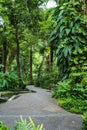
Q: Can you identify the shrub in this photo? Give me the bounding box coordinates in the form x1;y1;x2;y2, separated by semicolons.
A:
15;116;45;130
52;71;87;114
0;121;9;130
34;71;57;89
0;117;45;130
52;79;71;98
0;71;18;90
58;98;87;114
82;112;87;130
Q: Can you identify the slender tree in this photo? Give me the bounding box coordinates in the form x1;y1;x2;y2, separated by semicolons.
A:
29;44;33;84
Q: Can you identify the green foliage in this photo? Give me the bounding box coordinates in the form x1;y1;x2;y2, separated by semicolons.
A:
0;71;18;90
0;0;55;88
0;117;45;130
34;71;57;89
82;112;87;130
50;1;87;80
15;116;45;130
51;0;87;115
58;98;87;114
81;78;87;88
0;121;8;130
52;71;87;114
52;79;71;98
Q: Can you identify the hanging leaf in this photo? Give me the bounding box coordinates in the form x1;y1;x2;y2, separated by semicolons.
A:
60;26;65;33
63;47;68;58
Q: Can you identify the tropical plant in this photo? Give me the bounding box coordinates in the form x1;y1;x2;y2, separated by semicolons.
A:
0;117;45;130
15;116;45;130
0;71;18;90
50;0;87;80
52;71;87;114
0;121;9;130
35;66;57;89
82;112;87;130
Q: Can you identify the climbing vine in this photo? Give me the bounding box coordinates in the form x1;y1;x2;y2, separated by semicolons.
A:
50;0;87;80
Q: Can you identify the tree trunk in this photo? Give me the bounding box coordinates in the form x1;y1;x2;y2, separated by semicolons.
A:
50;44;54;71
46;54;50;71
83;0;87;15
0;48;2;65
7;48;16;70
29;44;33;84
15;26;21;86
38;53;45;78
2;39;7;73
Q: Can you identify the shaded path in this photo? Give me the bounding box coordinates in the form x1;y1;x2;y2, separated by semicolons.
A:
0;85;82;130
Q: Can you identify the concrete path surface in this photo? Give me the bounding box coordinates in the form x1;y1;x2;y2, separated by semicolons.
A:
0;85;82;130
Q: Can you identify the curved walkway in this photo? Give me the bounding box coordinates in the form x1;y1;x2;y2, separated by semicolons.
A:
0;85;82;130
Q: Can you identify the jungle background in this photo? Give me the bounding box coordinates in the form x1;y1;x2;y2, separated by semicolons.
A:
0;0;87;129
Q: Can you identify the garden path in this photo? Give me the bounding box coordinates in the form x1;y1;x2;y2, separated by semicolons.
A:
0;85;82;130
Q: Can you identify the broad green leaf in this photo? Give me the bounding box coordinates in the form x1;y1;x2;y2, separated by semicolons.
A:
69;22;74;28
74;42;79;51
66;29;70;35
63;46;69;58
60;26;65;33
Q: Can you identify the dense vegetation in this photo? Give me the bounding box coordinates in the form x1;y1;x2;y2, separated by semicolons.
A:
51;0;87;114
50;0;87;129
0;0;87;129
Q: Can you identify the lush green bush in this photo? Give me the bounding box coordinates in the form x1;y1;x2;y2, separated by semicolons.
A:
50;1;87;81
0;117;45;130
52;79;71;98
0;121;9;130
52;71;87;114
15;117;45;130
82;112;87;130
58;98;87;114
0;71;18;90
34;71;57;89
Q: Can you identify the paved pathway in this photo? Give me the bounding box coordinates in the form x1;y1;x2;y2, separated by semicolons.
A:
0;85;82;130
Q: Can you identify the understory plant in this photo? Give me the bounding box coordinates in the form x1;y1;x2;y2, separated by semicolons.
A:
0;117;45;130
52;71;87;114
82;112;87;130
34;70;58;89
15;116;45;130
0;121;9;130
0;71;18;90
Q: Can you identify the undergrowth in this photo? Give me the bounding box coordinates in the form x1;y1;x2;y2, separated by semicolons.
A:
52;71;87;114
0;117;45;130
34;71;57;89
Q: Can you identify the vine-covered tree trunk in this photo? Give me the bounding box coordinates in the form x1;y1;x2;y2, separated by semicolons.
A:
2;26;7;73
29;44;33;84
7;48;16;69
